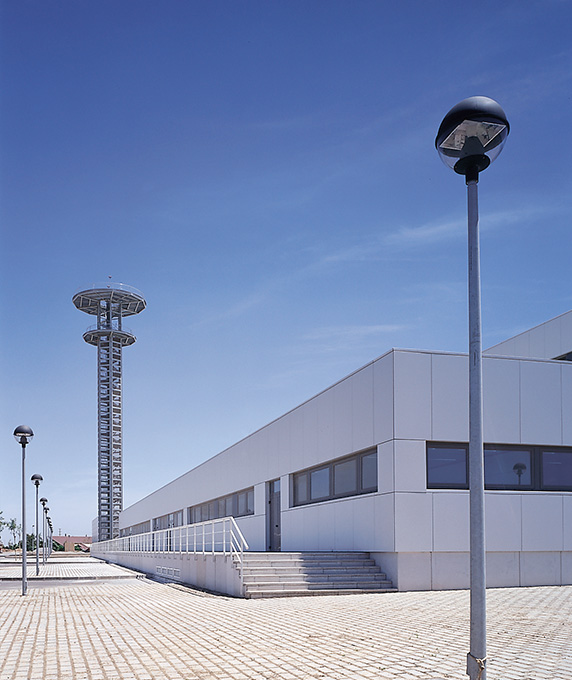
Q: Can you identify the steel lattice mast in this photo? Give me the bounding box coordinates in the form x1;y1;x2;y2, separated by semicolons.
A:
73;283;146;541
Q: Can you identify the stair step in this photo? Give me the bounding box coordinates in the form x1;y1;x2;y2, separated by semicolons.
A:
247;587;397;599
245;580;394;591
239;551;394;598
243;560;376;568
243;574;389;584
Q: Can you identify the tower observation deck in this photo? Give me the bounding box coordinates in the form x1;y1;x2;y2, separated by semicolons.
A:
73;283;146;541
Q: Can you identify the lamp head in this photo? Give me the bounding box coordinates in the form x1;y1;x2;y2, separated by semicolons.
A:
13;425;34;446
40;497;48;505
31;473;43;486
436;96;509;181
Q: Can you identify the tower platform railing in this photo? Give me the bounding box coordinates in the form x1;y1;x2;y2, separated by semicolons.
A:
83;323;135;335
73;282;145;298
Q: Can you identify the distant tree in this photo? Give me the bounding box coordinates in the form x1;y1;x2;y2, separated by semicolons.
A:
7;519;20;548
26;533;36;552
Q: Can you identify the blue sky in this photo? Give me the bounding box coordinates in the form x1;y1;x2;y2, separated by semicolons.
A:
1;0;571;536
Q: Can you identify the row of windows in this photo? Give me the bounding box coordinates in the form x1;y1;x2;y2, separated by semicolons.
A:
427;443;572;491
153;510;183;531
122;450;378;535
188;487;254;524
293;449;378;506
120;441;572;537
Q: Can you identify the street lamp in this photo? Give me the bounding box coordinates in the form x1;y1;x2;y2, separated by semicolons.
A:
40;497;48;564
436;96;509;680
13;425;34;596
31;474;43;575
45;509;51;558
47;517;53;556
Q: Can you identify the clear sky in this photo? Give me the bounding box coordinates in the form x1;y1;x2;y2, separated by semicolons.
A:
1;1;571;537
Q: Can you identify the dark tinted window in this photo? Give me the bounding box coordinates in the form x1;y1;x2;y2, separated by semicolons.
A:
427;442;572;491
485;448;532;488
293;449;378;506
427;445;468;488
542;450;572;489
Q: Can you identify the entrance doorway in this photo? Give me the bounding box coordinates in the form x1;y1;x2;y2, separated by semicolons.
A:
267;479;281;551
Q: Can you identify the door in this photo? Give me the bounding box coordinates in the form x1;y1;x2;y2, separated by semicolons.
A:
267;479;281;551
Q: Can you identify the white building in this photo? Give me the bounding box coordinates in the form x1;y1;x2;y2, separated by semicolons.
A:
107;311;572;593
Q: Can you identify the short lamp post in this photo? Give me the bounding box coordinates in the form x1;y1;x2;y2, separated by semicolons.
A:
13;425;34;596
436;96;509;680
31;474;43;575
40;498;48;564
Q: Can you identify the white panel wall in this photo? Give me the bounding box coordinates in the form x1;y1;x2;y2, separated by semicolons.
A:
393;440;426;493
486;309;572;360
520;553;562;586
562;363;572;445
483;358;520;443
393;351;431;440
332;375;353;457
432;493;469;551
280;494;387;552
564;497;572;551
520;361;562;445
484;493;522;552
316;386;335;459
351;365;375;452
522;495;564;551
431;353;468;442
373;353;394;444
394;493;432;552
378;440;394;495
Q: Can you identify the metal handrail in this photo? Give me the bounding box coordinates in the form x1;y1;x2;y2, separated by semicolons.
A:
74;282;145;298
83;323;135;335
92;517;249;583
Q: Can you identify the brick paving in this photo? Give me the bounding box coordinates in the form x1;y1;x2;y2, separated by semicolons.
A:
0;557;570;680
0;557;135;581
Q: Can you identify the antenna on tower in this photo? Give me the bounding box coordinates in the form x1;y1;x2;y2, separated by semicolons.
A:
73;282;146;541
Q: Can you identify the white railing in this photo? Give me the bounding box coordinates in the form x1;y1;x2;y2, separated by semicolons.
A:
93;517;249;581
84;323;134;336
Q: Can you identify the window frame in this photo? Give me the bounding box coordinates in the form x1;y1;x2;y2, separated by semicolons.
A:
540;448;572;491
427;442;572;492
292;448;378;507
187;486;255;525
426;442;469;490
483;445;534;491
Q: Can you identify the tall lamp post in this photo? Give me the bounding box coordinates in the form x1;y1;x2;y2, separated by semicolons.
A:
13;425;34;596
47;517;53;556
436;97;509;680
40;498;48;564
31;475;43;575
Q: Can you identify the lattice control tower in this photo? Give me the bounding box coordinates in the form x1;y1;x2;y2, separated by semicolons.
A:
73;283;146;541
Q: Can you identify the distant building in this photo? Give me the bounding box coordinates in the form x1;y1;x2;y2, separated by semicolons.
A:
53;535;92;552
112;311;572;592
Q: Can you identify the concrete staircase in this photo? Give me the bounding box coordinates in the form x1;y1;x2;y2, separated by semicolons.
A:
239;552;396;598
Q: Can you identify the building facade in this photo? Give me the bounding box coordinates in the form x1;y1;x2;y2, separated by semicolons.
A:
118;311;572;591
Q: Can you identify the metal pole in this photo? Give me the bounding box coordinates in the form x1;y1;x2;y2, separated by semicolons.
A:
21;443;27;596
35;485;40;575
43;510;46;564
466;177;487;680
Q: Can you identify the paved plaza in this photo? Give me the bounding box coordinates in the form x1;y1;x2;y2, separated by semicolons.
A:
0;556;570;680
